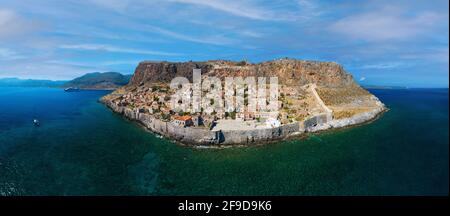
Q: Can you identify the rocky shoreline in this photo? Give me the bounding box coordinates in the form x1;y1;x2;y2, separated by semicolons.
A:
307;97;387;132
99;59;387;147
100;97;386;147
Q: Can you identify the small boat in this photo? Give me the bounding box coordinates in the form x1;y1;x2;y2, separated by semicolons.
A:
33;119;40;126
64;87;79;92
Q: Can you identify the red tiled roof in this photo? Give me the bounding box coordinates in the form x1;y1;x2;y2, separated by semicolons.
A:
175;116;192;121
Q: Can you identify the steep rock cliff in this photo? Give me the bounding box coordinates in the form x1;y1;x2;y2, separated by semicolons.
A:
127;59;355;88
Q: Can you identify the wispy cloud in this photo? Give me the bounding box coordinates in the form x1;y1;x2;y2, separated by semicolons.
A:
0;0;447;87
358;62;405;69
98;60;141;66
0;48;24;60
400;47;449;63
297;0;323;18
85;0;315;21
87;0;133;12
0;8;40;40
52;28;169;44
59;44;182;56
329;8;445;41
168;0;296;21
0;60;102;80
141;24;236;46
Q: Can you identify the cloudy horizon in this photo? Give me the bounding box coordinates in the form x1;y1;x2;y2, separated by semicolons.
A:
0;0;448;87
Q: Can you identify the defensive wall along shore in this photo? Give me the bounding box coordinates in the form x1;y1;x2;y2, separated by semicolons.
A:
101;86;386;146
102;98;302;145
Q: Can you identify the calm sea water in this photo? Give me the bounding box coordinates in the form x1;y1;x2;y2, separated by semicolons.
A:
0;87;448;195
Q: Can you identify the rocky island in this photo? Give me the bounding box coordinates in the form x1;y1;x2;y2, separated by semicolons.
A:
100;58;386;146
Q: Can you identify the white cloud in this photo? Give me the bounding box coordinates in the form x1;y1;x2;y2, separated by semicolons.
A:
297;0;322;18
0;60;102;80
239;30;264;38
84;0;314;21
0;48;16;57
172;0;272;20
143;24;236;46
359;62;405;69
0;8;40;40
88;0;133;12
329;8;444;41
400;47;449;63
97;60;141;66
53;28;169;44
0;48;24;60
59;44;182;56
168;0;290;21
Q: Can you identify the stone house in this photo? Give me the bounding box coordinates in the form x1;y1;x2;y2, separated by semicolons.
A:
255;111;279;119
192;115;203;127
202;115;216;129
215;110;225;119
172;116;193;127
237;111;255;121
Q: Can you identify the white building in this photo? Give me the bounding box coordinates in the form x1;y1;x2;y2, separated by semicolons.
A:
265;118;281;128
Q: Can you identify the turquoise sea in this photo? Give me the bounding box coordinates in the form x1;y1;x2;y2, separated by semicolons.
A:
0;87;448;195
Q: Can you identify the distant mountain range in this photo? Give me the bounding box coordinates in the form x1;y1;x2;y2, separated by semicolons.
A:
0;72;409;91
0;78;66;87
62;72;132;90
0;72;132;90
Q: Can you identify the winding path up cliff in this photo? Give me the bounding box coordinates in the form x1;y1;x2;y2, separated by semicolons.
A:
101;58;386;146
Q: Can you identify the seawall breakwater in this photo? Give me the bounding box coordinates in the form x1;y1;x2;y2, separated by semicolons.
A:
101;98;386;146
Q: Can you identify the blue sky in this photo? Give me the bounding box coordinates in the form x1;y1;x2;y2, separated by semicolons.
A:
0;0;448;87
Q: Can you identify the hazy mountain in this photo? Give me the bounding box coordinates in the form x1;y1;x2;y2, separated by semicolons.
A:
0;78;66;87
62;72;132;90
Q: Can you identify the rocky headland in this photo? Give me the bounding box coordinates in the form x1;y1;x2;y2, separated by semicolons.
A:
101;58;386;146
